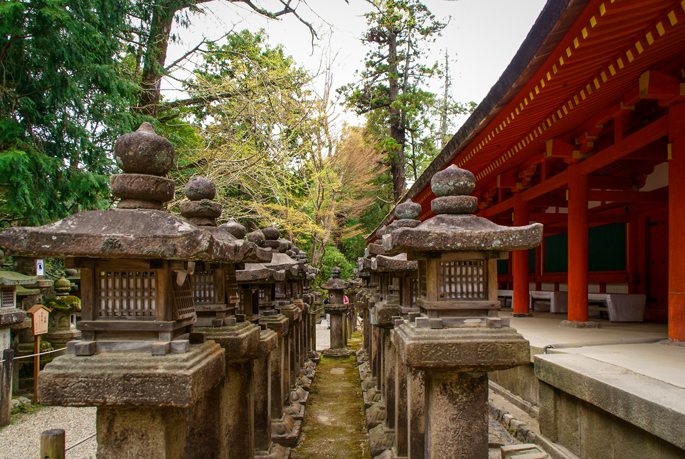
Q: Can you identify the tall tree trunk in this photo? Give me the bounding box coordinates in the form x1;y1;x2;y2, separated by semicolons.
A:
137;0;180;117
439;50;451;149
387;29;406;203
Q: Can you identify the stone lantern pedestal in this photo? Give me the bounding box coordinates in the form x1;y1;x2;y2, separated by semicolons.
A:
321;267;353;358
0;307;25;426
0;124;270;459
382;166;542;459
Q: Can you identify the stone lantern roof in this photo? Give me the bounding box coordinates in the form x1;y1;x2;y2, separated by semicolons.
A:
0;271;41;286
383;165;542;254
371;253;418;274
0;124;270;265
320;268;349;291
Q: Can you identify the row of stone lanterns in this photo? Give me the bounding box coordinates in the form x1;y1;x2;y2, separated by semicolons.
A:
0;124;319;459
356;166;543;459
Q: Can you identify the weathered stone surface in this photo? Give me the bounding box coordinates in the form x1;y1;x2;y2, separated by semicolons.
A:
247;230;266;246
238;264;285;283
198;321;261;361
96;405;186;459
368;423;395;457
0;307;26;326
0;209;265;262
271;414;302;448
184;176;216;201
430;195;478;215
320;278;349;290
383;214;543;253
394;324;530;371
259;313;289;338
114;122;175;176
38;342;225;407
365;402;387;429
372;253;417;273
263;226;280;241
111;173;175;203
430;165;475;197
180;200;222;218
366;243;386;257
535;353;685;451
255;443;291;459
395;200;421;220
221;220;246;239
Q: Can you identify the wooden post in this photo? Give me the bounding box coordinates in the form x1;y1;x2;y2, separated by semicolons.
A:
568;162;589;322
39;429;65;459
0;349;14;426
33;335;40;404
669;103;685;342
513;192;530;316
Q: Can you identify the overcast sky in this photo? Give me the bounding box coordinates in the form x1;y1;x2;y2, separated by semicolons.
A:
164;0;547;129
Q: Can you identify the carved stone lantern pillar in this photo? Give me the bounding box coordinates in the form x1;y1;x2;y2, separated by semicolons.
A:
181;177;275;459
382;166;542;459
321;268;352;357
0;123;255;459
237;262;294;459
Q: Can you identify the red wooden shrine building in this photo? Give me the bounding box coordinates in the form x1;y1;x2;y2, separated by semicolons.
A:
371;0;685;343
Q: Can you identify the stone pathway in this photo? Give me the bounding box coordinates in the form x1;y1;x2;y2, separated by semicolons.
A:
293;344;370;458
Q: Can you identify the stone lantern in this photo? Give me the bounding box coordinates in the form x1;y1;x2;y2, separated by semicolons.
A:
321;267;352;357
382;165;542;459
43;277;81;347
0;123;266;458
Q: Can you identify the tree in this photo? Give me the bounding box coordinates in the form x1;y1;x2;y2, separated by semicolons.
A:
125;0;319;118
0;0;143;227
339;0;447;202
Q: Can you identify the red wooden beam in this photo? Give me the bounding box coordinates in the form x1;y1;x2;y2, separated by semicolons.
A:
579;115;669;175
587;189;668;203
530;213;631;224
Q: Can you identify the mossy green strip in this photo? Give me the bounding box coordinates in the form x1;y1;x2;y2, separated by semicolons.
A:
292;355;371;459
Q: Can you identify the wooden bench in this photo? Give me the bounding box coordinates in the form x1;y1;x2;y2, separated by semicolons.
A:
529;290;568;313
497;289;513;308
587;293;646;322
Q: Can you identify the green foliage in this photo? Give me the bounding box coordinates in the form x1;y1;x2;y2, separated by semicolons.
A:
316;246;355;285
0;0;144;227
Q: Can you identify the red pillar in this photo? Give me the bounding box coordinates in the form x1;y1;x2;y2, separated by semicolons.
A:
568;162;589;322
669;103;685;343
513;192;530;316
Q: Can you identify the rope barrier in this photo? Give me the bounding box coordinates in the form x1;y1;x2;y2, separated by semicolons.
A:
65;432;97;451
13;347;67;360
0;347;68;365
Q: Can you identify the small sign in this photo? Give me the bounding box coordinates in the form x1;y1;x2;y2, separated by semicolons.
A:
35;259;44;276
27;304;50;335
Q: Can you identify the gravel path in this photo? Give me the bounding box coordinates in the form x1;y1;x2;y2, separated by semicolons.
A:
0;406;96;459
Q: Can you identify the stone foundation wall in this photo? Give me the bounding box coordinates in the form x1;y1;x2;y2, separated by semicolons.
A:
489;362;539;407
489;353;685;459
539;381;683;459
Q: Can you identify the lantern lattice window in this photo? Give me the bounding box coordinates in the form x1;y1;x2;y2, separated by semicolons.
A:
419;261;427;298
1;288;14;307
411;278;419;306
259;287;267;302
193;270;215;304
438;260;485;300
98;271;156;318
172;274;196;320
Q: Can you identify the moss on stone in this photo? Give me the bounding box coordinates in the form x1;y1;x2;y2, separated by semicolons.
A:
44;295;80;311
291;355;371;459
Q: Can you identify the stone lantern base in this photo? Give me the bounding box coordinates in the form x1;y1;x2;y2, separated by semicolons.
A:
38;342;225;459
394;320;530;459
